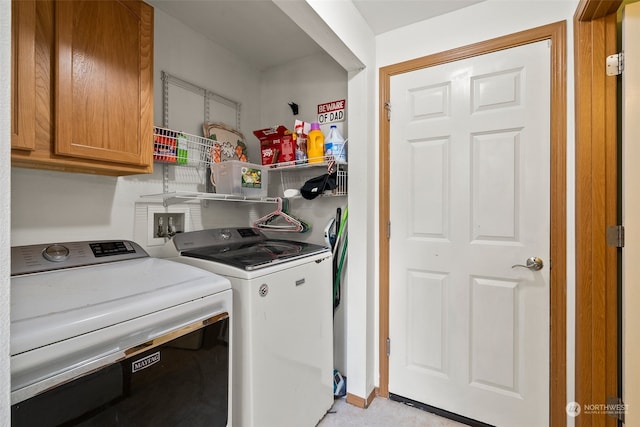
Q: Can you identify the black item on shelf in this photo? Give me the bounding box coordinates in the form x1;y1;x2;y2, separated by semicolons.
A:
300;172;338;200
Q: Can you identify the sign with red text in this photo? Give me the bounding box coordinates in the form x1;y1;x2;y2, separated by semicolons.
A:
317;99;345;124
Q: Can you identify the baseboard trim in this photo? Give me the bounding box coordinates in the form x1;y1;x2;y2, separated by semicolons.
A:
346;388;377;409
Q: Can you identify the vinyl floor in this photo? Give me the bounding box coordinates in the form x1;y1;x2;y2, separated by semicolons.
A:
316;397;467;427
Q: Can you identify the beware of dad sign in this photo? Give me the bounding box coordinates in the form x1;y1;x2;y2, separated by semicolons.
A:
317;99;345;124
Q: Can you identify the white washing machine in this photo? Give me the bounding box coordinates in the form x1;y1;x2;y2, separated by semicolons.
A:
168;228;334;427
10;240;232;426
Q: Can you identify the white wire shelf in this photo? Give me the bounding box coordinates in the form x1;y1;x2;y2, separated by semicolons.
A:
149;126;348;204
153;126;213;166
154;125;348;172
266;158;347;170
270;161;347;197
140;191;280;206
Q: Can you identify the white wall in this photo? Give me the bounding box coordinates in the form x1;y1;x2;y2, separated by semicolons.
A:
10;8;266;250
259;52;349;370
277;0;378;402
259;52;347;136
10;8;350;251
152;8;263;160
1;0;11;422
375;0;578;423
257;51;348;246
309;0;380;401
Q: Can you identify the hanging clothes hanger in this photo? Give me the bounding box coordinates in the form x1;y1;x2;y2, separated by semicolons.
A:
254;198;310;232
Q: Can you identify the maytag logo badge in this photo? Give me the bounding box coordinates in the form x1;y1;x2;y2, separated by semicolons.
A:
132;351;160;373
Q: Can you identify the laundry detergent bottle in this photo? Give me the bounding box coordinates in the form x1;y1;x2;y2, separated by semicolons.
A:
307;122;325;164
326;125;346;162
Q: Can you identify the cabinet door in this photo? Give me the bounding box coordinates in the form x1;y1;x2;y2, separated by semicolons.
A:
55;0;153;167
11;0;36;151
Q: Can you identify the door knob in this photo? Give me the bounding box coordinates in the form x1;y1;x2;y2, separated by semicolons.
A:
512;256;544;271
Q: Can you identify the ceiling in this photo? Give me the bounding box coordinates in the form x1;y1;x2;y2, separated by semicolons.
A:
149;0;484;71
352;0;484;35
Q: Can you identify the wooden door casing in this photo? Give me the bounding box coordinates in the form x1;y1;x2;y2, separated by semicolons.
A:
574;1;621;426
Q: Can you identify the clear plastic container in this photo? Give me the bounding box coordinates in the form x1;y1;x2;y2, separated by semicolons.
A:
294;122;308;163
176;133;188;164
211;160;269;197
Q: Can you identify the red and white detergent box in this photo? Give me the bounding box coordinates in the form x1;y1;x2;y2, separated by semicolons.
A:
253;126;296;166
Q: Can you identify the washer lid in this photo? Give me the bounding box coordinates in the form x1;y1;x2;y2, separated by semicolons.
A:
10;257;231;356
181;239;330;271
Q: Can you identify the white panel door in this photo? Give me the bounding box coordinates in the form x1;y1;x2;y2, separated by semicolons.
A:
623;3;640;426
389;41;550;427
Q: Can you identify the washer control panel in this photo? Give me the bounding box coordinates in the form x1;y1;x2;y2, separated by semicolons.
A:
173;227;264;252
89;241;137;257
11;240;148;276
42;244;71;262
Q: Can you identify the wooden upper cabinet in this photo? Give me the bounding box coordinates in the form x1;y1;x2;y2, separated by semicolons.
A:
56;0;153;167
11;0;37;151
11;0;154;176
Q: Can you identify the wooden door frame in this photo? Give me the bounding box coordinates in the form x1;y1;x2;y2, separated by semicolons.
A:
574;1;621;426
378;22;567;425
